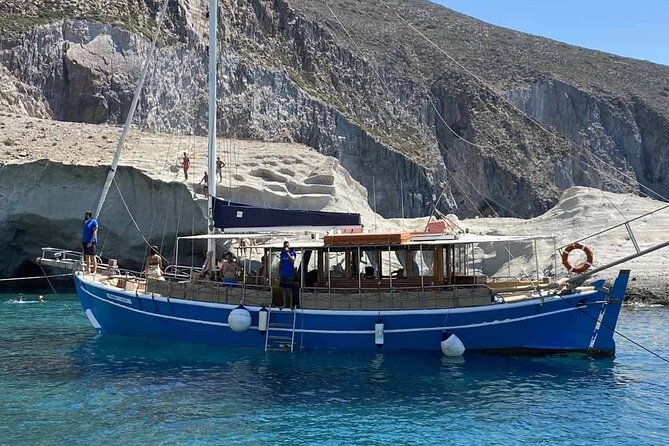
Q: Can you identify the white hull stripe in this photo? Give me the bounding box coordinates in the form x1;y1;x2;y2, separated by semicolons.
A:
269;307;580;335
83;287;234;328
82;286;585;335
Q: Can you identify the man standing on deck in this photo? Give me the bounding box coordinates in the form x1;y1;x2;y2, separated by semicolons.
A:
82;211;98;274
279;241;296;309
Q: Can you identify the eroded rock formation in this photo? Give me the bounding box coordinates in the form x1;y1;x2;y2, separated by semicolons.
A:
1;0;668;219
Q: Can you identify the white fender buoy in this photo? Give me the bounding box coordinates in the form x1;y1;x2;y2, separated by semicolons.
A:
374;319;384;347
440;331;465;356
228;305;252;332
258;306;268;332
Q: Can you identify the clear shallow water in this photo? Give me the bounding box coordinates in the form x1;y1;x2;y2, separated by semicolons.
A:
1;293;668;445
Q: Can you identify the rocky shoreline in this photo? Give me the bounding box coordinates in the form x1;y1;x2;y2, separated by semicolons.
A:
625;275;669;306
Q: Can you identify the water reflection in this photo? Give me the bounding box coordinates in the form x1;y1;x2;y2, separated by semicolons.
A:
59;334;630;411
2;295;669;445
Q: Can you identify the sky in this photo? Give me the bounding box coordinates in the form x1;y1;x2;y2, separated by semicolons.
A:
433;0;669;66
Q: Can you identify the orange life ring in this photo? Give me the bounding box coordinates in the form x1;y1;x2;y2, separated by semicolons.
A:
561;242;594;274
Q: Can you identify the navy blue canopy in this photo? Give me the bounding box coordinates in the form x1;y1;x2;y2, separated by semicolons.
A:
212;198;361;230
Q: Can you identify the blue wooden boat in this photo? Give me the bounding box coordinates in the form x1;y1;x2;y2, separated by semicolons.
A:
36;0;659;357
40;218;631;356
70;258;629;355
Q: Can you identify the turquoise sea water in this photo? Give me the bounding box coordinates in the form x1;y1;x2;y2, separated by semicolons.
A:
1;293;668;445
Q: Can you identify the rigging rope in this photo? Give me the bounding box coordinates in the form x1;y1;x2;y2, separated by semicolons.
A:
99;216;113;257
554;292;669;365
173;183;187;262
324;0;542;224
327;0;668;288
0;273;73;282
323;1;508;219
39;265;60;297
112;177;170;265
324;0;545;286
375;0;669;204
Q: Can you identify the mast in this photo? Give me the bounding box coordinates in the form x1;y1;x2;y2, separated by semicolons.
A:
93;0;170;220
207;0;218;259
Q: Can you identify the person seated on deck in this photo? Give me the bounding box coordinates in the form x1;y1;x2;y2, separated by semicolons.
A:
145;245;165;281
391;268;405;279
208;262;222;282
221;252;239;286
195;251;215;281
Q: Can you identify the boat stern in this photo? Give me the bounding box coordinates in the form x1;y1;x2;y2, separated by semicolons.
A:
587;270;630;356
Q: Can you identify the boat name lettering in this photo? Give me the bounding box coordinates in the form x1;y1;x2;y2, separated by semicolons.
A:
106;293;132;305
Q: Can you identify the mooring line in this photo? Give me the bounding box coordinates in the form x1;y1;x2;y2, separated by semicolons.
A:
555;293;669;365
0;273;73;282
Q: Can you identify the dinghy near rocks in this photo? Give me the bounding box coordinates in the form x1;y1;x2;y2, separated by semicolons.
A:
36;0;669;357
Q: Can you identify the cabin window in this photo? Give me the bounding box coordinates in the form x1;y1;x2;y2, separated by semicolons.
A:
453;245;469;275
381;250;393;278
268;250;279;279
357;248;417;279
304;249;318;272
300;249;318;287
443;246;453;282
360;249;380;279
268;249;281;280
409;248;435;277
350;250;359;277
323;250;346;279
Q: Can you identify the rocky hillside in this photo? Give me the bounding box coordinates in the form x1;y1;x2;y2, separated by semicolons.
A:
3;112;669;302
1;0;668;219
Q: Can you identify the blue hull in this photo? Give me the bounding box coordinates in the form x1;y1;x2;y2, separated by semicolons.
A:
74;271;629;355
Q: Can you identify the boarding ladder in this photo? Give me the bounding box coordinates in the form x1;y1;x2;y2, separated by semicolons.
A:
264;305;297;352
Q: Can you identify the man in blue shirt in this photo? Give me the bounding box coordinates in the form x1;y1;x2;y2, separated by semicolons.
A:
82;211;98;274
279;241;296;309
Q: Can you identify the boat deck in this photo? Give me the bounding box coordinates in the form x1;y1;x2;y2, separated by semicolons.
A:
85;272;501;311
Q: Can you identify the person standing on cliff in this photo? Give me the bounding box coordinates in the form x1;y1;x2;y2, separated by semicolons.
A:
216;156;225;182
82;211;98;274
181;152;190;181
199;171;209;196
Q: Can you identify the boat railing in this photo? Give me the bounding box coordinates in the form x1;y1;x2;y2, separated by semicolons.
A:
299;284;493;310
144;277;272;306
36;247;85;271
163;264;204;280
137;275;494;310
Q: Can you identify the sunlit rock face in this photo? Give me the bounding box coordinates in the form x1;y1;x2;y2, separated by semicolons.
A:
0;114;383;278
2;0;668;220
0;160;205;277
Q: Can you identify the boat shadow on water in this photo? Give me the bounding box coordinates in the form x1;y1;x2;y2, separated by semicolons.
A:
64;334;633;408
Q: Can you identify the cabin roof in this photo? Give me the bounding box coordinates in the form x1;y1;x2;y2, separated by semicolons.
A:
248;233;551;249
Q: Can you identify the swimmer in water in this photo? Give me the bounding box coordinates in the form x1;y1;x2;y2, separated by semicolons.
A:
38;295;44;303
